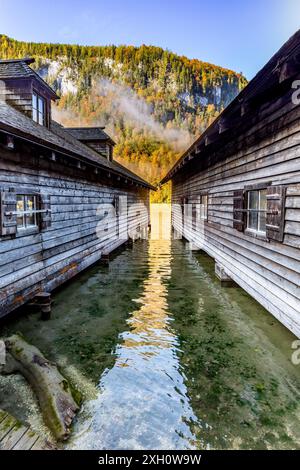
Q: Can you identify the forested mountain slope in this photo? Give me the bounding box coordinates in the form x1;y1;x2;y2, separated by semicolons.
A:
0;35;247;199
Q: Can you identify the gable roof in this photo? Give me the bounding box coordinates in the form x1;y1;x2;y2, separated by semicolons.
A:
0;58;59;99
161;29;300;184
65;127;116;145
0;100;154;189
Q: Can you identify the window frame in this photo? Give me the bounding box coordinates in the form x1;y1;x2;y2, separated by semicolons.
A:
16;194;39;232
32;91;47;126
245;188;267;236
200;193;208;221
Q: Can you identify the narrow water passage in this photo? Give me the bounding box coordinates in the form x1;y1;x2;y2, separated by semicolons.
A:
0;205;299;449
69;239;198;450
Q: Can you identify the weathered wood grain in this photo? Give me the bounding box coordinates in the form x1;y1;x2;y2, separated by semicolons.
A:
0;152;150;317
171;99;300;338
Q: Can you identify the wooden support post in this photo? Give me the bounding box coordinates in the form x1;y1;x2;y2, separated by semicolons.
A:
215;262;237;287
125;238;134;248
187;242;201;251
99;253;110;266
34;293;52;320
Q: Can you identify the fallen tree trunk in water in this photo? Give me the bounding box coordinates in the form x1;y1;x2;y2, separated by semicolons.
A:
0;334;79;441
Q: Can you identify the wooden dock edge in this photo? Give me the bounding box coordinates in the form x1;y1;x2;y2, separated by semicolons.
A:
0;409;55;451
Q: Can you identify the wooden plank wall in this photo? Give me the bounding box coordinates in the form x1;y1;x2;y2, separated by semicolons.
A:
0;155;150;317
0;79;33;118
171;98;300;338
87;141;111;159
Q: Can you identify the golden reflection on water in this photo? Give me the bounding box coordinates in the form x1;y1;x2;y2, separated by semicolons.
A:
70;204;199;450
115;204;174;354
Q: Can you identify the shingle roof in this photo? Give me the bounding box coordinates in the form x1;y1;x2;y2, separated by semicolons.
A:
65;127;116;145
0;58;35;78
0;100;154;189
161;28;300;184
0;58;58;99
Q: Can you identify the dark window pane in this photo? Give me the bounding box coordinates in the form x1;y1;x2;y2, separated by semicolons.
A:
17;215;24;227
32;93;37;109
26;213;35;226
38;96;44;113
32;94;45;125
16;195;24;212
201;194;208;219
38;111;44;125
248;191;259;230
32;108;38;122
248;191;259;210
26;196;35;211
25;196;36;227
248;211;258;230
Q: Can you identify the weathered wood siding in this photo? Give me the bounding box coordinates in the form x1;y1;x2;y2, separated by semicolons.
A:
171;99;300;337
0;77;52;125
86;141;112;160
0;78;33;118
0;150;149;317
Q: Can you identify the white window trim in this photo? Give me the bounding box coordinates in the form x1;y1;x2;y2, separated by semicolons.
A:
246;190;267;235
16;195;38;231
200;194;208;221
32;92;46;126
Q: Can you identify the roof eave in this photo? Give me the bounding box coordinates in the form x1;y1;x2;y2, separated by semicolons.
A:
0;122;154;190
160;28;300;184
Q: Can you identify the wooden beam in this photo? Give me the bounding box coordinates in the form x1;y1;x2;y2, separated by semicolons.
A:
218;118;230;134
279;59;299;83
205;133;218;146
240;100;251;117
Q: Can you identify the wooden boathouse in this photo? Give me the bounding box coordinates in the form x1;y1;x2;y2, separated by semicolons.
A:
161;30;300;338
0;58;153;318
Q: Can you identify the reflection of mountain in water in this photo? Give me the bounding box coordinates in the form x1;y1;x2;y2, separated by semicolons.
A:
70;207;199;450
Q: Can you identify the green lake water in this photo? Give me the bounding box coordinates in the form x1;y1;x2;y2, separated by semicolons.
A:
0;231;299;449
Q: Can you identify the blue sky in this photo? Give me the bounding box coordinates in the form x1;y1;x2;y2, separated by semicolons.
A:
0;0;299;78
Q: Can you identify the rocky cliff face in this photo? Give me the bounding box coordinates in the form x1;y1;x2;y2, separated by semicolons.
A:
0;36;247;197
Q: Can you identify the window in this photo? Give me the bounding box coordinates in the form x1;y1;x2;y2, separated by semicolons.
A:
16;195;38;230
234;185;286;241
200;194;208;221
191;194;208;230
246;189;267;234
32;92;46;125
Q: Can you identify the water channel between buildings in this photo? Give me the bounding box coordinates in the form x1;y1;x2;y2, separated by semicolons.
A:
0;205;299;450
